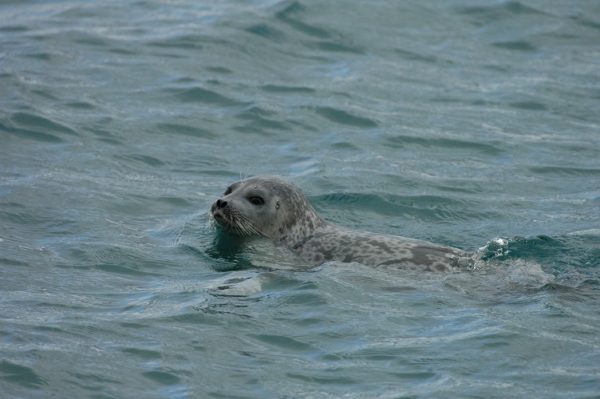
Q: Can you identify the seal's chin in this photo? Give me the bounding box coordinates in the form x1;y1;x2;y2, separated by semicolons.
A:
211;209;241;236
211;209;261;238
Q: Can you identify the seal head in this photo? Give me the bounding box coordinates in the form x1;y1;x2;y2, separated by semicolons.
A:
211;176;324;245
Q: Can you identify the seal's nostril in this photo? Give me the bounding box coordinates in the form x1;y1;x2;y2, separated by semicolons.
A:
216;199;228;209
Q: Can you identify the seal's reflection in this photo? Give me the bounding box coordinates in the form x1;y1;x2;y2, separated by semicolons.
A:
206;227;253;270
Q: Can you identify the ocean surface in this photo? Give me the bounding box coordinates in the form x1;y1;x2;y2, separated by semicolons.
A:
1;0;600;397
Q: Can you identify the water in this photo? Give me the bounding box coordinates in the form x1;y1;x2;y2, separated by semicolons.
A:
1;0;599;397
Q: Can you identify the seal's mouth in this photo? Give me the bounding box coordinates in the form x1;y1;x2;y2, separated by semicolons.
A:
211;207;230;228
210;203;260;237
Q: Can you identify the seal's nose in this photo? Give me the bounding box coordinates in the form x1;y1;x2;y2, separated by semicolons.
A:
216;199;228;209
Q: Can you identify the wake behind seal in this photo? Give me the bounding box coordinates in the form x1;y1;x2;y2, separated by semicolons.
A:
210;176;471;271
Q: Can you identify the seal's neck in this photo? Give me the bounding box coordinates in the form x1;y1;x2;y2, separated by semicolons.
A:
278;207;326;250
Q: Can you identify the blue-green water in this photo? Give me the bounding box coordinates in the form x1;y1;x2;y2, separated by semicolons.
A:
1;0;600;397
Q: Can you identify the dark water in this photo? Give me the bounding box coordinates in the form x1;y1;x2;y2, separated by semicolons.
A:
1;0;600;397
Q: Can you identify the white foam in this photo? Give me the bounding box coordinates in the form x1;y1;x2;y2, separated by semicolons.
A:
567;229;600;237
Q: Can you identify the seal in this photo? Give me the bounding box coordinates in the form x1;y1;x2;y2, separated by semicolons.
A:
211;176;470;271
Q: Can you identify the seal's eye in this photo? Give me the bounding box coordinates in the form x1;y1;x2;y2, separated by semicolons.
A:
248;196;265;206
224;186;233;195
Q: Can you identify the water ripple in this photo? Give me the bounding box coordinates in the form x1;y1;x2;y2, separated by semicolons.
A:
314;192;496;222
169;87;245;107
385;134;503;155
153;122;217;139
313;106;378;128
275;2;331;39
